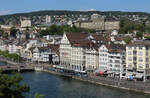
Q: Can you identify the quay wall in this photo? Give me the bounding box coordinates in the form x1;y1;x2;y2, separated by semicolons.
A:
43;69;150;94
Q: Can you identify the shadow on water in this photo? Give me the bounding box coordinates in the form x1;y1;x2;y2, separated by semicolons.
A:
21;72;150;98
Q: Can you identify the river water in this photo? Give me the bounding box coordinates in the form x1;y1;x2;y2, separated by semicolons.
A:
21;72;150;98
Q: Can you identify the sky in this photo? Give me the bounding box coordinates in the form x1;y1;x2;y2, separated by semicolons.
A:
0;0;150;15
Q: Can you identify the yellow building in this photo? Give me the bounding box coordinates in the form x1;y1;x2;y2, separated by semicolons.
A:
126;40;150;80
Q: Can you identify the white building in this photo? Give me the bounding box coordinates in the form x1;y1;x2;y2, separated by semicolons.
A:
46;15;52;24
99;44;126;77
21;20;31;27
85;47;99;71
8;44;18;54
60;32;100;73
31;45;60;64
32;47;50;62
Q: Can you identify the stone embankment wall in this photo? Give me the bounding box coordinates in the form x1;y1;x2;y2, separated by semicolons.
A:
43;69;150;94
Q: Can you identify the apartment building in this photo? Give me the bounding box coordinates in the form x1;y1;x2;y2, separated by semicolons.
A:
126;40;150;79
60;32;100;72
99;44;126;77
85;46;99;71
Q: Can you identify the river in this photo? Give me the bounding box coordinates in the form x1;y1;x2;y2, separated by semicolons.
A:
21;72;150;98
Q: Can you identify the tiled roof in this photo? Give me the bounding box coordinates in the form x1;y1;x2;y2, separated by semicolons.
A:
66;32;89;45
48;44;60;56
106;44;126;53
128;40;150;46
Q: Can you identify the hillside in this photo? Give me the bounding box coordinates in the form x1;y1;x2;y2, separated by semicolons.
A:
0;10;150;25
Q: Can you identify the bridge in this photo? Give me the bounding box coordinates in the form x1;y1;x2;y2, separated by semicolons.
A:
0;65;35;72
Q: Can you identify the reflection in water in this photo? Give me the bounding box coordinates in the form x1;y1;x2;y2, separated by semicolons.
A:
21;72;150;98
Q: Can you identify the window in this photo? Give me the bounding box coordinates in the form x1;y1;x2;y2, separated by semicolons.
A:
138;65;143;69
138;51;143;56
139;47;143;50
146;64;149;68
128;65;132;68
133;57;137;61
109;60;113;63
115;60;120;63
115;65;120;68
128;51;132;55
128;57;132;61
133;51;137;55
146;52;148;56
146;58;149;62
128;47;132;50
138;57;143;62
109;64;112;67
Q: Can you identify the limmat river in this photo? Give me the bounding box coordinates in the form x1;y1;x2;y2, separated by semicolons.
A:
21;72;150;98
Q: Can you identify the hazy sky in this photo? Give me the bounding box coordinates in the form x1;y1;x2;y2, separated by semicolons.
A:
0;0;149;15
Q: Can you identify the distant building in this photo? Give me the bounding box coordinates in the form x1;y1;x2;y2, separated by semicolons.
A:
46;15;52;24
21;20;31;27
91;14;101;20
75;14;120;31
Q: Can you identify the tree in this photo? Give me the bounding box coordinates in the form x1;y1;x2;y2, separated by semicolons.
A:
25;32;30;40
144;36;150;40
147;23;150;33
124;38;131;44
10;27;18;38
2;32;9;39
33;93;45;98
0;71;29;98
136;32;143;39
0;29;4;36
119;19;134;34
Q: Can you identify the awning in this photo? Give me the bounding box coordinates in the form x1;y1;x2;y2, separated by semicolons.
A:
134;74;143;79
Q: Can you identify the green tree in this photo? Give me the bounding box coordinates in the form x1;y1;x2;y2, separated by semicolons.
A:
0;71;29;98
136;32;143;39
25;32;30;40
144;36;150;40
124;38;131;44
10;27;18;38
0;29;4;36
33;93;45;98
119;19;134;34
147;23;150;33
2;32;9;39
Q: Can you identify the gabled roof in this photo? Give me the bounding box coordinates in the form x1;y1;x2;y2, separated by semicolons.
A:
66;32;89;45
65;32;107;51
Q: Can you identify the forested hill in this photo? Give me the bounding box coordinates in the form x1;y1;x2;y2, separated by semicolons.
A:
0;10;150;17
0;10;150;25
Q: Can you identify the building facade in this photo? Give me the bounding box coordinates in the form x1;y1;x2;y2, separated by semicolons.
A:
75;15;120;31
126;40;150;79
99;44;126;77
